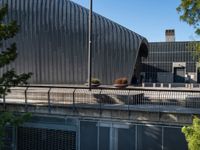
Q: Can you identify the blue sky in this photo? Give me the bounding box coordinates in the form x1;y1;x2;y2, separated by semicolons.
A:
71;0;200;42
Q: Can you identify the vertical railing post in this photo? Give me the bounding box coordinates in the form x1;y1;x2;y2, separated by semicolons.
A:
169;83;171;88
158;90;161;120
99;89;102;116
128;90;131;118
142;83;145;87
48;88;51;113
3;92;6;111
153;83;156;88
73;89;76;113
25;87;29;112
161;83;163;88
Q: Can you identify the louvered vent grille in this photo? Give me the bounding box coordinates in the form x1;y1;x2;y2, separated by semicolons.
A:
3;127;13;150
17;127;76;150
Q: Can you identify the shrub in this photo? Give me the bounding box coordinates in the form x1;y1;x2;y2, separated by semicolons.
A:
182;116;200;150
91;78;101;84
114;77;128;84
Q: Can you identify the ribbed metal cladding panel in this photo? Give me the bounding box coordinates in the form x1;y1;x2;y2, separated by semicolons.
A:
1;0;148;84
17;127;76;150
142;42;198;74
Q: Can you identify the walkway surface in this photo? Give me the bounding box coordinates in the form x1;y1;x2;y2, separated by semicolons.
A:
1;85;200;114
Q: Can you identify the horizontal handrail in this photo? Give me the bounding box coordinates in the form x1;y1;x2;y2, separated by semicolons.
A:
1;84;200;93
1;84;200;116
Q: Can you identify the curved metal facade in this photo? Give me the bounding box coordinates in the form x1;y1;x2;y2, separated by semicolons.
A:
0;0;148;84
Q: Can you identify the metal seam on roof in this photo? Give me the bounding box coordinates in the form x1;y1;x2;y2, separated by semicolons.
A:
1;0;149;84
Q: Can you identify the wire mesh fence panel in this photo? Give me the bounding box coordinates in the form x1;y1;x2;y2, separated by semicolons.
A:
185;92;200;109
74;89;101;105
50;88;74;106
3;87;27;104
127;89;200;113
26;88;49;105
99;89;130;119
143;90;160;105
100;89;129;105
1;85;200;115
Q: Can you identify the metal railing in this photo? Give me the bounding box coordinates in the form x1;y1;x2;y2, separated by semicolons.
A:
140;82;200;88
1;85;200;115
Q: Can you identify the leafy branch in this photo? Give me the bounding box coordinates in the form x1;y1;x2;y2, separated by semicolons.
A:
0;3;32;149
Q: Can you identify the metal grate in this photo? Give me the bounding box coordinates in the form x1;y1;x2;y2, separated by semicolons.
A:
17;127;76;150
2;126;13;150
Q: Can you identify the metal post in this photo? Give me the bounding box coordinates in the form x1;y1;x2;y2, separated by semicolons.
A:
127;90;131;118
48;88;51;113
73;89;76;113
25;87;29;112
3;93;5;110
88;0;93;90
99;89;102;116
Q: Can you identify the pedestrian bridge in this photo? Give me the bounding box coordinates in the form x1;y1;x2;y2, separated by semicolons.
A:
1;85;200;124
1;85;197;150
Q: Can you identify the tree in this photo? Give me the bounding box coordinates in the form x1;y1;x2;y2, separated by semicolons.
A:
177;1;200;64
178;2;200;149
182;116;200;150
177;0;200;35
0;4;32;149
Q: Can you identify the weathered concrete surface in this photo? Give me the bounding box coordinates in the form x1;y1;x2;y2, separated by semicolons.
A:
0;103;196;125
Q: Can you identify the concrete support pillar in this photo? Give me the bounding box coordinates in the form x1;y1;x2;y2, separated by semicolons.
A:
110;127;118;150
153;83;156;88
142;83;145;87
161;83;163;88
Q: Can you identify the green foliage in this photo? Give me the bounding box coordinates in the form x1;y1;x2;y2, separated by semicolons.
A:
192;42;200;63
91;78;101;84
186;41;200;63
177;0;200;35
0;112;31;148
0;4;32;149
177;1;200;66
0;4;32;92
182;116;200;150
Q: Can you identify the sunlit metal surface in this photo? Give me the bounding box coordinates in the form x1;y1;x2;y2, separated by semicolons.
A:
0;0;148;84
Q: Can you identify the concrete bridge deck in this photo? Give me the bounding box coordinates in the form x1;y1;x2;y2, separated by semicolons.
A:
1;85;200;125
